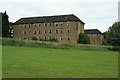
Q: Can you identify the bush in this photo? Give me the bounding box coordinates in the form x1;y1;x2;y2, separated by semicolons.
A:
2;38;112;51
32;37;37;40
77;33;90;44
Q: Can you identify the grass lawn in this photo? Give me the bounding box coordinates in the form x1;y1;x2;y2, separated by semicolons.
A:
2;45;118;78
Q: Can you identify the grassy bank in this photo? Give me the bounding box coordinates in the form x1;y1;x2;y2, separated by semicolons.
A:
2;38;111;51
2;45;118;78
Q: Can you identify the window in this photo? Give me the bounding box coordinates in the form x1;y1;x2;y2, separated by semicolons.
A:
60;29;63;34
33;30;37;34
28;31;30;34
19;37;21;39
23;37;26;40
60;36;63;40
38;37;41;40
38;23;41;27
67;29;70;33
44;36;47;40
23;31;26;34
55;36;58;40
55;22;58;26
28;37;30;40
60;22;63;26
67;21;70;26
28;24;31;28
44;23;47;27
33;24;36;27
44;30;47;34
49;30;52;33
38;30;41;34
67;36;70;40
49;23;52;26
23;24;26;28
55;29;58;34
49;37;52;40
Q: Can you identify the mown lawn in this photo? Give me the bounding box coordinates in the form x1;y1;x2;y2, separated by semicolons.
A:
2;45;118;78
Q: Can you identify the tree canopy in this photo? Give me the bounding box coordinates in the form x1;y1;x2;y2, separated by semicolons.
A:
77;33;90;44
2;11;10;37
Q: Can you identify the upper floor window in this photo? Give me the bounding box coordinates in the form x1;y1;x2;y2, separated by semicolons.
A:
55;22;58;26
55;29;58;34
49;23;52;26
33;30;37;34
23;31;26;34
67;36;70;40
44;30;47;34
60;22;63;26
49;30;52;33
67;29;70;33
38;23;41;27
33;24;36;27
28;24;31;28
28;31;30;34
67;21;70;26
44;23;47;27
23;24;26;28
60;29;63;34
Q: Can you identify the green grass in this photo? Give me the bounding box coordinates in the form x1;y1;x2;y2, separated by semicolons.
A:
2;45;118;78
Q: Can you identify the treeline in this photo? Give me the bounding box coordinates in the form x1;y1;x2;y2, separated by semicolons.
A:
103;22;120;51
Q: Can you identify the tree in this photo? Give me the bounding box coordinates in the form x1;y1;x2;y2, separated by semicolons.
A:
32;37;37;40
2;11;10;37
77;33;90;44
106;22;120;50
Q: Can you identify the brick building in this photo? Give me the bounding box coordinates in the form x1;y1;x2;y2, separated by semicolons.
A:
13;14;85;44
84;29;103;45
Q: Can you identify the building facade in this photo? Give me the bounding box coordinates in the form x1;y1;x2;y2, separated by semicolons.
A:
84;29;103;45
13;14;85;44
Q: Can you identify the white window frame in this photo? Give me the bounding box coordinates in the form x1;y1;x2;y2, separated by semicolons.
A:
60;29;63;34
38;23;41;27
55;29;58;34
67;29;70;33
67;21;70;26
60;22;63;26
60;36;63;40
67;36;70;40
23;24;26;28
55;22;58;26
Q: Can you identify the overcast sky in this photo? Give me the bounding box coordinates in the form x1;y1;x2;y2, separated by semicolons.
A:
0;0;119;32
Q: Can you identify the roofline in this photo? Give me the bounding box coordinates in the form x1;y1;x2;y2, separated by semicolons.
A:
14;14;85;24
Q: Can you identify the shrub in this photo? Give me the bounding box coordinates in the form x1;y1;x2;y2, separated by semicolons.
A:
32;37;37;40
77;33;90;44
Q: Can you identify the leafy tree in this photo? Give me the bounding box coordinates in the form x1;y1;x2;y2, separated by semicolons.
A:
106;22;120;50
2;11;10;37
32;37;37;40
77;33;90;44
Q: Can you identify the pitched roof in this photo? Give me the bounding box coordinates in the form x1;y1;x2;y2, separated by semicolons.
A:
84;29;102;34
14;14;85;24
